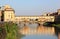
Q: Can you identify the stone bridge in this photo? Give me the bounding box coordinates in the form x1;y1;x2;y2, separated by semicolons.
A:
15;16;55;25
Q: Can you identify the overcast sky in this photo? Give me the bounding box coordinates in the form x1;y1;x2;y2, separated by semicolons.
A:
0;0;60;16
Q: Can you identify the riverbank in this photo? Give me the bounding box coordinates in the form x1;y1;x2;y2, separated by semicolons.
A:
43;22;60;37
0;22;24;39
43;22;60;27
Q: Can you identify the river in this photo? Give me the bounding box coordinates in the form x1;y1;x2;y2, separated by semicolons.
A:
18;22;60;39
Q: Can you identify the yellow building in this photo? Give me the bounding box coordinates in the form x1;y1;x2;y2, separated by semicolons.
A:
3;5;15;22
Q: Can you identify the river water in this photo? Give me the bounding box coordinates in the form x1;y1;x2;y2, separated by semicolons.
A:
18;22;60;39
22;34;57;39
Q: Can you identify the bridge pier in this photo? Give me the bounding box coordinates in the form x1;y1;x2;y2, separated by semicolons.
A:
38;21;45;25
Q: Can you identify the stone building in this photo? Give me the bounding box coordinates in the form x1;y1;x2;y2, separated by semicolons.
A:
0;5;15;22
0;5;60;23
3;5;15;22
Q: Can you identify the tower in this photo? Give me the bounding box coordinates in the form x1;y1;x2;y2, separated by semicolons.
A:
3;5;15;22
57;9;60;15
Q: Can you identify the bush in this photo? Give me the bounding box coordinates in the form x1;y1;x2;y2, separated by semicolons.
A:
0;22;24;39
4;22;18;39
43;22;53;26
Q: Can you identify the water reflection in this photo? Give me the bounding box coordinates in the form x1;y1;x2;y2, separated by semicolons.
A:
18;22;60;39
55;27;60;39
20;26;55;35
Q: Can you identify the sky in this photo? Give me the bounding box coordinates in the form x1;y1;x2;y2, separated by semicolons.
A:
0;0;60;16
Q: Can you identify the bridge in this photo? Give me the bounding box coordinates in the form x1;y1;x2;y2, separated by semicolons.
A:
15;16;55;25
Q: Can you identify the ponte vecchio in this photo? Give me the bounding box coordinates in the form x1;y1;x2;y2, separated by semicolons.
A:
0;5;60;25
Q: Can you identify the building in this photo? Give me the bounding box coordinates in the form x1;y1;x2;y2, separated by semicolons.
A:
0;5;60;24
0;5;15;22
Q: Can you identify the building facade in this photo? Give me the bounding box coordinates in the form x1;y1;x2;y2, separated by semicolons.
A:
0;5;15;22
3;5;15;22
0;5;60;23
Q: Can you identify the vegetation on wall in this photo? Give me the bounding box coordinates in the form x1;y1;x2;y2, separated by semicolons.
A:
43;22;60;28
43;22;56;26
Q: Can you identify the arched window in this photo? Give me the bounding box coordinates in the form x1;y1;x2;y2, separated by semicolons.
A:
35;19;38;21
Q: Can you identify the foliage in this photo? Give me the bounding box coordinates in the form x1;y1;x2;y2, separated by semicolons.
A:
43;22;56;27
43;22;60;28
4;22;18;39
43;22;52;26
52;24;60;27
0;22;24;39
